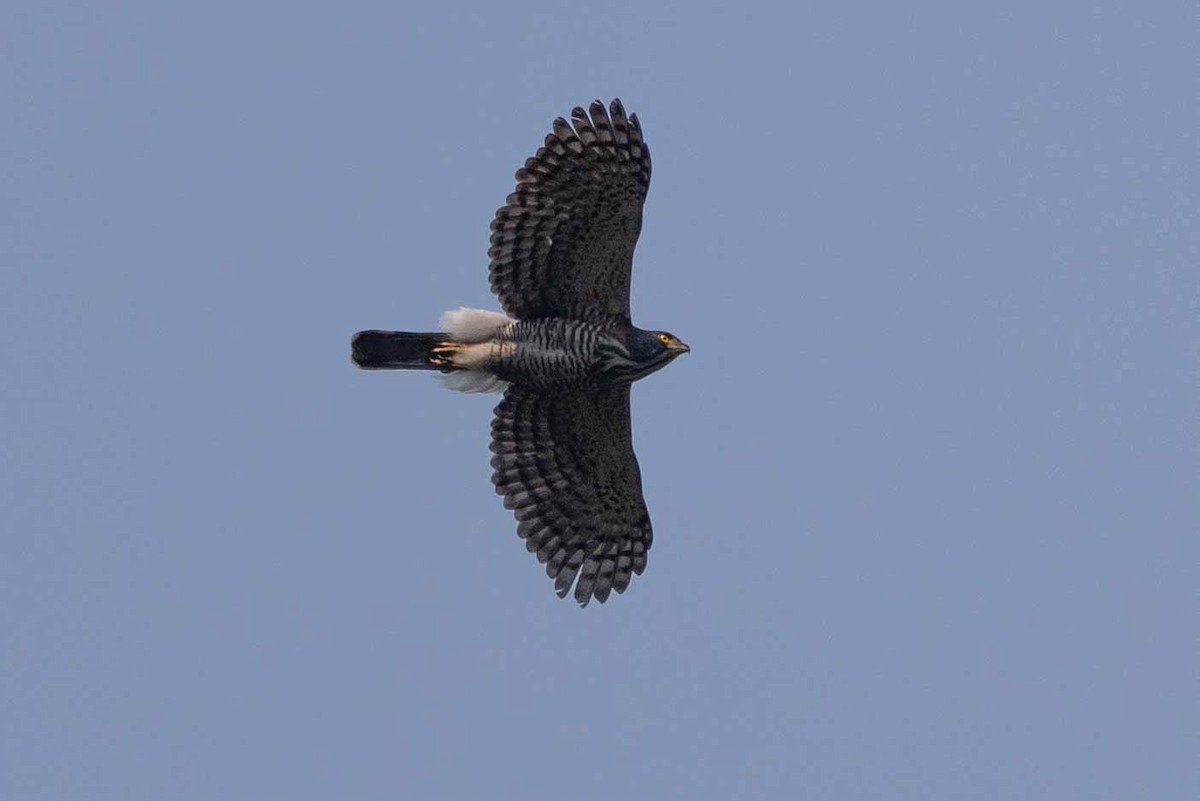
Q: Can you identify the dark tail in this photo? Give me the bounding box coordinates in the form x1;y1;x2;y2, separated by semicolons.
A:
351;330;448;370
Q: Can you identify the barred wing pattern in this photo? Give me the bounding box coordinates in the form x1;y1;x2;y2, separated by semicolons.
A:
490;385;652;605
488;99;652;323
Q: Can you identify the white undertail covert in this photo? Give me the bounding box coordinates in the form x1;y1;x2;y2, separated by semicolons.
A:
437;307;514;393
439;307;514;342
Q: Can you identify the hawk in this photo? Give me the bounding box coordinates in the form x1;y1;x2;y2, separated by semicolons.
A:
352;99;688;605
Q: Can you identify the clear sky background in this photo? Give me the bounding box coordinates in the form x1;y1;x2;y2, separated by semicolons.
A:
3;2;1196;799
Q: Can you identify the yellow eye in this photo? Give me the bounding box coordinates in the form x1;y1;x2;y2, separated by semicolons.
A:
658;333;671;345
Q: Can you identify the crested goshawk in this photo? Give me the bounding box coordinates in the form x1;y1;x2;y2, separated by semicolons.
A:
351;99;688;605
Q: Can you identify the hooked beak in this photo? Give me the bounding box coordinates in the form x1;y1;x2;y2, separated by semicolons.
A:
669;340;691;354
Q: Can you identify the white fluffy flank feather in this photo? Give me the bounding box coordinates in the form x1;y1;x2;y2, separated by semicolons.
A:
438;307;514;343
438;372;509;393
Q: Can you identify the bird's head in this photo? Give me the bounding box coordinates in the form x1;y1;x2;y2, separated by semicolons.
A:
600;326;690;382
645;330;691;357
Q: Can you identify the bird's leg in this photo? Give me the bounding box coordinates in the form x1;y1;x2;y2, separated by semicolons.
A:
430;342;460;371
431;341;495;371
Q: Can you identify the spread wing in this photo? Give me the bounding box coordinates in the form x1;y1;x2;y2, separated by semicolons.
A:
488;99;652;324
490;384;652;605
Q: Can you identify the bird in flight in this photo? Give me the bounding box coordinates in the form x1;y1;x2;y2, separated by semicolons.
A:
351;99;688;605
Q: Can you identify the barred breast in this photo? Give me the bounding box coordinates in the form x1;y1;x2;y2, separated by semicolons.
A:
493;319;612;388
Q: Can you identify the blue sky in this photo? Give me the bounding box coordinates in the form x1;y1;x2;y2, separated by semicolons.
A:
3;2;1196;798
